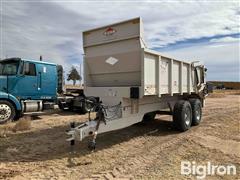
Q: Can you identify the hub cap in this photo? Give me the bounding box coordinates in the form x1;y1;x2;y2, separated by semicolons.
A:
0;104;12;122
184;107;191;126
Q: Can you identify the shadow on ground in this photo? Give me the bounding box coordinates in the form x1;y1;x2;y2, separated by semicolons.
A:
25;109;84;121
0;117;179;164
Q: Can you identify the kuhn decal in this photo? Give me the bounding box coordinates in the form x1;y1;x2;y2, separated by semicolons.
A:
103;27;116;36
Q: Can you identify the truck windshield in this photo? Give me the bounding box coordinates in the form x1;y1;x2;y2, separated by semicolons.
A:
0;61;19;75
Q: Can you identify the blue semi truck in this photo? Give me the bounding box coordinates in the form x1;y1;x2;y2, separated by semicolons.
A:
0;57;85;124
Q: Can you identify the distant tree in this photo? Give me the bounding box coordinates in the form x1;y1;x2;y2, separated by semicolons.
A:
67;66;81;85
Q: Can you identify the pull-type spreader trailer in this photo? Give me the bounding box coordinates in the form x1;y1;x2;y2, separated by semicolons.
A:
66;18;208;150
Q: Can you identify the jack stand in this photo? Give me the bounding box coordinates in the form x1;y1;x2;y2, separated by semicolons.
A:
70;122;75;146
88;131;97;150
88;111;91;121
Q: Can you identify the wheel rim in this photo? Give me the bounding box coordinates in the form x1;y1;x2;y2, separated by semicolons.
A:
184;107;191;126
0;104;12;122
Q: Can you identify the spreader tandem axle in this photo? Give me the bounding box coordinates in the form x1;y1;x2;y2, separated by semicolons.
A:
66;17;208;150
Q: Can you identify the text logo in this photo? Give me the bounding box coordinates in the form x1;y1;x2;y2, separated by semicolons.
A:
181;161;236;179
103;27;116;36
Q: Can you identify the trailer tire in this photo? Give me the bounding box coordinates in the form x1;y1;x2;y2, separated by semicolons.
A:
173;100;192;132
58;101;69;111
189;99;202;126
78;106;87;114
58;101;65;110
0;100;16;124
58;99;74;111
84;97;97;112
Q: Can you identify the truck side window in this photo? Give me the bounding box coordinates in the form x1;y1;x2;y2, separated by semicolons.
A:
23;62;36;76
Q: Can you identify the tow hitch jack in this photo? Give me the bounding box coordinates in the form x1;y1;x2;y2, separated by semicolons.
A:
67;98;107;151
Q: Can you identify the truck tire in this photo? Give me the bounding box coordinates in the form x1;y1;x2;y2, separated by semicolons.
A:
58;99;73;111
84;97;97;112
0;100;16;124
189;99;202;126
173;100;192;132
58;100;63;110
58;101;67;111
78;102;87;114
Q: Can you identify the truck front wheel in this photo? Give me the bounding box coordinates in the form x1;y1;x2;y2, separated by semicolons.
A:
173;100;192;132
0;100;16;124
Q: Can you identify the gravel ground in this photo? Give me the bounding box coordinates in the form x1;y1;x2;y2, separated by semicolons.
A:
0;91;239;179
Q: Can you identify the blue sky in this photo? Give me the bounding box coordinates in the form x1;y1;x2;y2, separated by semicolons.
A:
0;0;239;82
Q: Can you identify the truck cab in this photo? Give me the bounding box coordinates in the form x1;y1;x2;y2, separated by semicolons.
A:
0;57;63;123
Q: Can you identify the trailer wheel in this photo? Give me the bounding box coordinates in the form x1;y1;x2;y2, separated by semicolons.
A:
0;100;16;124
173;100;192;132
58;101;65;110
58;100;73;111
84;97;97;112
189;99;202;126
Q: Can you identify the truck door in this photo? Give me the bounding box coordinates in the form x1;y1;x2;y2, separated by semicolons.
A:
37;64;57;99
16;62;38;98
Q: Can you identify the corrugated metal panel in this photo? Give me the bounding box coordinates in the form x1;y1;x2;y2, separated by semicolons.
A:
143;50;195;96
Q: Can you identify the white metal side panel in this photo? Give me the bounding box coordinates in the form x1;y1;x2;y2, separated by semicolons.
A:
172;61;180;93
182;64;188;92
144;53;157;95
143;52;194;96
190;68;195;92
85;39;141;58
179;62;183;95
83;18;145;88
83;18;142;48
85;49;141;87
160;57;170;94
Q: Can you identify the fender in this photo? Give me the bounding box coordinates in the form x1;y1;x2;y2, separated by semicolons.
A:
0;91;22;110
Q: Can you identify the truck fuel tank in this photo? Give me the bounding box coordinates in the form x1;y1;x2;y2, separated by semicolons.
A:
21;100;43;112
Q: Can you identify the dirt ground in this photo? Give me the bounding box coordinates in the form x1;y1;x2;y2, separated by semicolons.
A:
0;90;239;180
